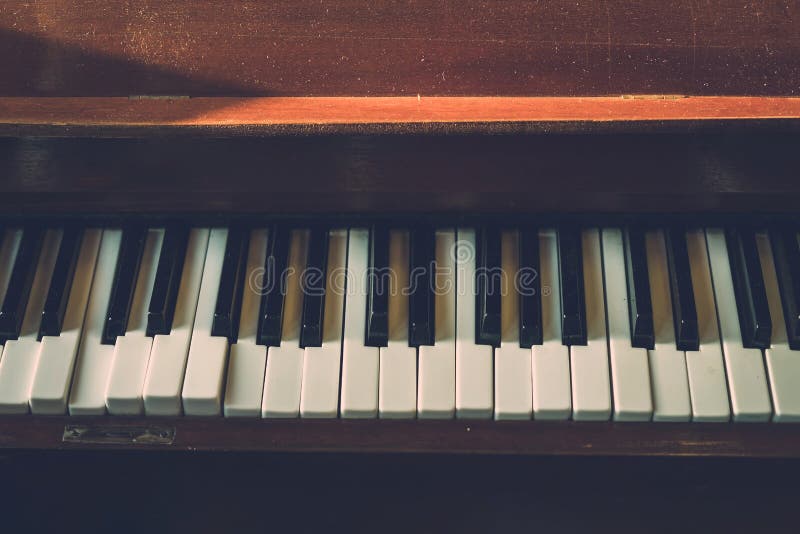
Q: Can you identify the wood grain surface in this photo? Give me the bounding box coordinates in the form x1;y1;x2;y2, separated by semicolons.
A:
3;416;800;457
0;133;799;217
1;96;799;137
1;1;798;97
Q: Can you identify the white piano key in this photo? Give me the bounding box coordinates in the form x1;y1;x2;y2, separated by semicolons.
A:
685;229;731;422
0;229;61;413
30;229;102;415
646;230;692;422
224;229;269;417
455;228;493;419
0;338;44;414
601;228;653;422
706;228;772;422
143;228;209;415
182;228;230;416
532;229;571;420
300;229;347;418
757;232;800;422
340;228;380;418
379;230;417;419
417;229;456;419
261;230;307;418
104;229;163;415
494;231;532;420
570;228;611;421
69;229;122;415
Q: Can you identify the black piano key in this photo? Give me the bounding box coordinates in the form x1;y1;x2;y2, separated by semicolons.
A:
726;227;772;349
146;225;190;337
664;228;700;351
624;227;655;349
476;226;502;347
365;225;389;347
518;227;543;348
102;227;147;345
300;228;329;348
557;227;587;346
257;225;290;346
769;227;800;350
38;227;83;339
408;227;435;347
211;227;249;343
0;227;44;342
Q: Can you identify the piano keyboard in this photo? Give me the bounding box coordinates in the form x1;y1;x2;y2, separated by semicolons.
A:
0;224;798;422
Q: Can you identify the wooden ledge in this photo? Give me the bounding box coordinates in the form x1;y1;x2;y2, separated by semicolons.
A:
3;416;800;457
1;96;799;136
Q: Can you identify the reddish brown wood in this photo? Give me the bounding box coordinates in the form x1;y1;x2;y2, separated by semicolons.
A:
0;1;798;97
1;97;799;135
2;416;800;457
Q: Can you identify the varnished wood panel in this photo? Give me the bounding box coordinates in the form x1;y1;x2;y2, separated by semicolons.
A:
0;97;799;137
0;1;798;97
3;416;800;457
0;133;799;217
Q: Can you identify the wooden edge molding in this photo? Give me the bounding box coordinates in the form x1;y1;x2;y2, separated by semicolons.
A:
2;416;800;457
0;96;799;135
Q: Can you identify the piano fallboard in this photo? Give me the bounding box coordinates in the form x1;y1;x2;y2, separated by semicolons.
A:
1;131;800;217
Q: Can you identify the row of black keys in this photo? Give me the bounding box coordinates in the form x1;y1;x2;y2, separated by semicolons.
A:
476;225;800;352
0;226;81;343
0;225;799;352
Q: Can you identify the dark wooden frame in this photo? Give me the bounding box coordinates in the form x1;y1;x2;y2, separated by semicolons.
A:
3;416;800;457
1;131;800;218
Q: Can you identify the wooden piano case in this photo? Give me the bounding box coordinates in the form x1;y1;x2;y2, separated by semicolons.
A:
1;2;800;530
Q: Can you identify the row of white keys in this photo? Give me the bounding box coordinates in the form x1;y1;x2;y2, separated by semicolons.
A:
340;228;380;418
685;229;730;421
494;231;532;419
31;229;102;414
705;228;772;421
300;229;347;418
757;232;800;421
262;230;308;417
182;228;230;416
379;230;417;418
143;229;209;415
104;229;164;415
570;228;611;421
455;228;493;419
417;229;456;418
532;229;571;419
0;229;61;413
601;228;652;421
69;230;123;415
646;230;691;421
223;229;269;417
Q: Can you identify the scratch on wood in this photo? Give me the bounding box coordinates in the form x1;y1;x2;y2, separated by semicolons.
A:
605;1;612;85
689;1;697;83
129;95;190;100
622;94;687;100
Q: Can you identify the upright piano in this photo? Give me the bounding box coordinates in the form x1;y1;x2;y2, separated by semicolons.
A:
2;0;800;473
